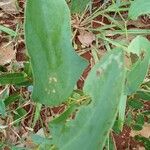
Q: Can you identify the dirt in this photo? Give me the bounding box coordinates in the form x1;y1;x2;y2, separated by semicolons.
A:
113;126;144;150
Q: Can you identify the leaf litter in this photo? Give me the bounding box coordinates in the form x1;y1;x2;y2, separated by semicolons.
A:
0;42;15;65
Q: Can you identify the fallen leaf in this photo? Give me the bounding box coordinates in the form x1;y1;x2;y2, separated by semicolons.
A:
0;42;16;65
78;30;95;47
36;128;45;137
138;146;145;150
0;0;19;14
130;123;150;138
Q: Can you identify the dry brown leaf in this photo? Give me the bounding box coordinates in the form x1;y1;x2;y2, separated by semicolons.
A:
0;42;16;65
36;128;45;137
138;146;145;150
0;0;19;14
130;124;150;138
78;30;95;47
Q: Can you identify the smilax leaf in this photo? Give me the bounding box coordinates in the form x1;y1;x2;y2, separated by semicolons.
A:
129;0;150;20
127;36;150;57
25;0;87;105
126;36;150;95
50;49;125;150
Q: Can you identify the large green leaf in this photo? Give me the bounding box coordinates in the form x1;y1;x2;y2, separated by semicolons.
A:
129;0;150;20
49;49;125;150
25;0;87;105
71;0;90;13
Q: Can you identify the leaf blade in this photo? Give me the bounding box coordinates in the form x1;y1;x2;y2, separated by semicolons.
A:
129;0;150;20
25;0;87;105
50;49;125;150
126;36;150;95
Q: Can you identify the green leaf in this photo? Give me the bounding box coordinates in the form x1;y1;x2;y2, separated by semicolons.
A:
105;135;116;150
0;73;28;86
24;62;32;77
11;146;27;150
32;103;42;128
0;89;7;117
50;49;125;150
128;99;143;109
71;0;90;13
0;99;6;117
129;0;150;20
113;120;121;134
118;94;127;131
134;135;150;150
126;36;150;95
25;0;87;105
0;87;9;99
132;124;143;131
14;108;27;123
135;90;150;101
125;55;149;95
0;25;17;37
31;134;53;150
132;114;145;131
108;135;116;150
51;104;76;124
135;114;145;126
4;93;21;106
125;112;133;126
142;110;150;116
127;36;150;57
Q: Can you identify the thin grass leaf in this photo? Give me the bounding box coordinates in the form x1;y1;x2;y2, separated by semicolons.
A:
118;94;127;131
0;73;28;86
32;103;42;128
0;25;17;36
